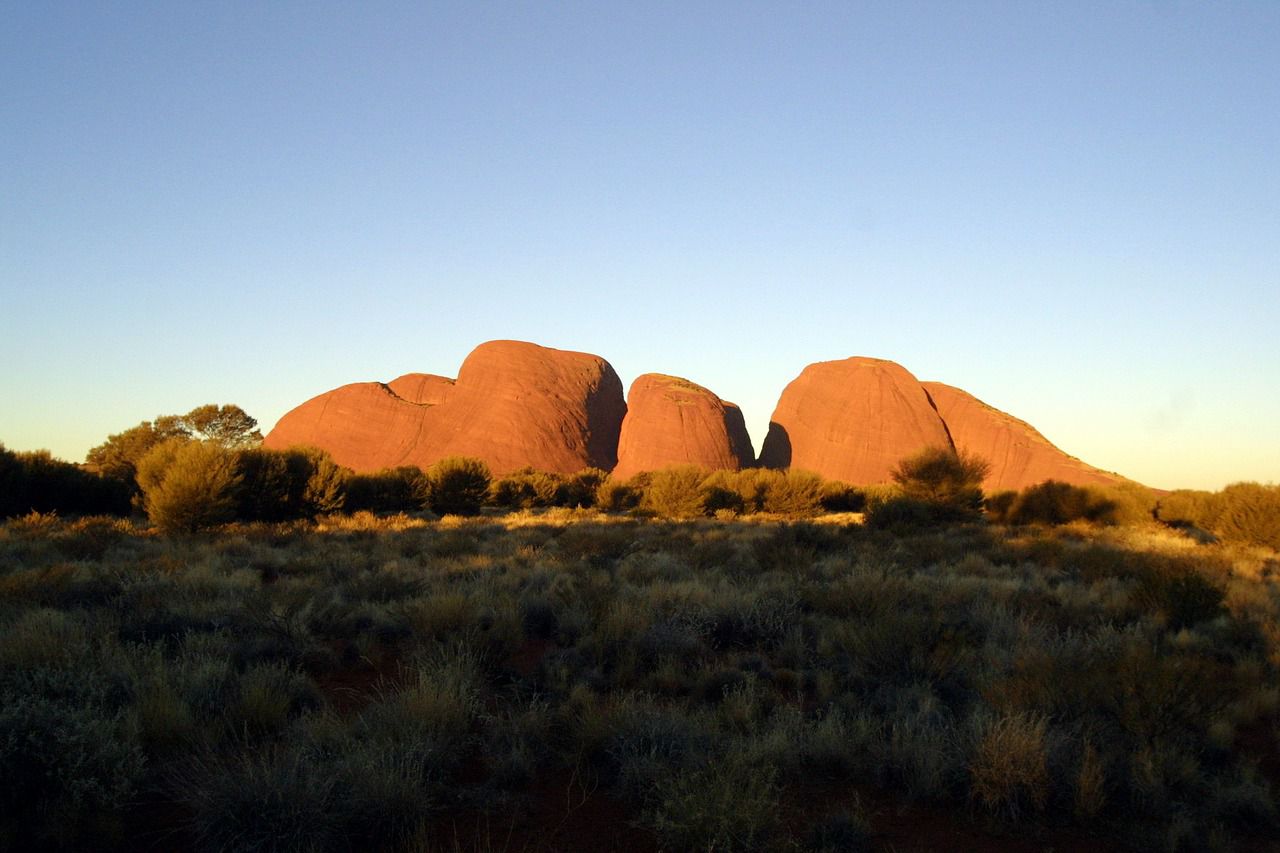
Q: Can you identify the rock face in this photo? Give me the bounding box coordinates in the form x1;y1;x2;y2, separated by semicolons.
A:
758;357;954;484
613;374;756;480
921;382;1123;492
264;340;626;475
268;340;1132;490
386;373;454;406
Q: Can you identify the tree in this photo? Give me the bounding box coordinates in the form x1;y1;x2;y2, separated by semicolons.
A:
889;446;990;522
136;439;242;533
85;421;186;483
169;404;262;448
86;404;262;486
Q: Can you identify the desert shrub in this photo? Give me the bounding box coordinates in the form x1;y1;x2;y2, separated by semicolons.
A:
820;480;865;513
729;468;784;514
1094;482;1157;526
764;469;826;517
606;700;710;800
881;712;965;801
1214;482;1280;550
236;446;347;520
1156;489;1221;530
489;467;561;509
0;668;145;849
227;661;321;736
891;446;989;522
985;490;1017;523
864;496;949;531
1005;480;1117;526
344;467;427;513
424;456;490;516
643;465;712;519
698;470;747;515
554;468;608;508
137;439;242;533
643;749;780;852
179;744;340;852
1074;739;1108;820
968;712;1050;821
299;448;347;515
1133;566;1227;630
596;478;642;512
0;444;131;519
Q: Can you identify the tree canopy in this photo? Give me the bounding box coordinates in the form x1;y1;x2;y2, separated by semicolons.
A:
86;404;262;482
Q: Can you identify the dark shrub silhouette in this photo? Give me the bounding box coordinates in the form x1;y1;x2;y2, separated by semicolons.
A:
426;457;491;516
345;467;428;513
0;444;130;519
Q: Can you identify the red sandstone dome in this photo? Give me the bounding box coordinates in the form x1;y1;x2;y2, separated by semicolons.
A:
264;340;626;475
612;374;755;480
921;382;1123;492
758;357;954;484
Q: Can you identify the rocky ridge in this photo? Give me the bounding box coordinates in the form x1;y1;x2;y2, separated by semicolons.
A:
265;340;1127;490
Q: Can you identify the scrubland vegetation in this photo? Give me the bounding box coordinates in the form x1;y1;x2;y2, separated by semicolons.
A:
3;414;1280;851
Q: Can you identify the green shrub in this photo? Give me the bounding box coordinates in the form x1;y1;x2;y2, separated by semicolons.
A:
300;448;347;515
1214;482;1280;550
820;480;865;513
425;456;490;516
596;478;642;512
643;466;712;519
984;490;1017;523
764;469;826;517
137;439;242;533
236;446;347;520
0;669;145;849
890;446;988;522
1005;480;1116;526
489;467;561;508
344;467;427;513
728;468;782;514
1156;489;1220;530
1092;482;1157;526
1133;567;1227;630
555;467;608;508
864;496;948;531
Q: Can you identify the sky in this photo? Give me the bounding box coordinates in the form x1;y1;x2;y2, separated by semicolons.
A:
2;1;1277;491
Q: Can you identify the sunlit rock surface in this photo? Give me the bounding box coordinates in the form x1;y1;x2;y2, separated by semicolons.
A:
758;357;954;484
921;381;1123;492
613;373;755;480
265;340;626;475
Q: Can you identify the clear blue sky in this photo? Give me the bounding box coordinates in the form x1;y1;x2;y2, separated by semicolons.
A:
3;1;1277;491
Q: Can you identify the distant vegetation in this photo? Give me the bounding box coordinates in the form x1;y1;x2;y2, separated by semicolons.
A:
3;410;1280;553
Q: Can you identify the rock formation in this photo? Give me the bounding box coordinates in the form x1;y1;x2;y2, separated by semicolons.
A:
758;357;954;484
267;340;1132;491
921;382;1123;492
612;374;755;479
264;340;626;475
386;373;454;406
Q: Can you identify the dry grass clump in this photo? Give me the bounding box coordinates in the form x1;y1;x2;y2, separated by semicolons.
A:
968;712;1050;820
